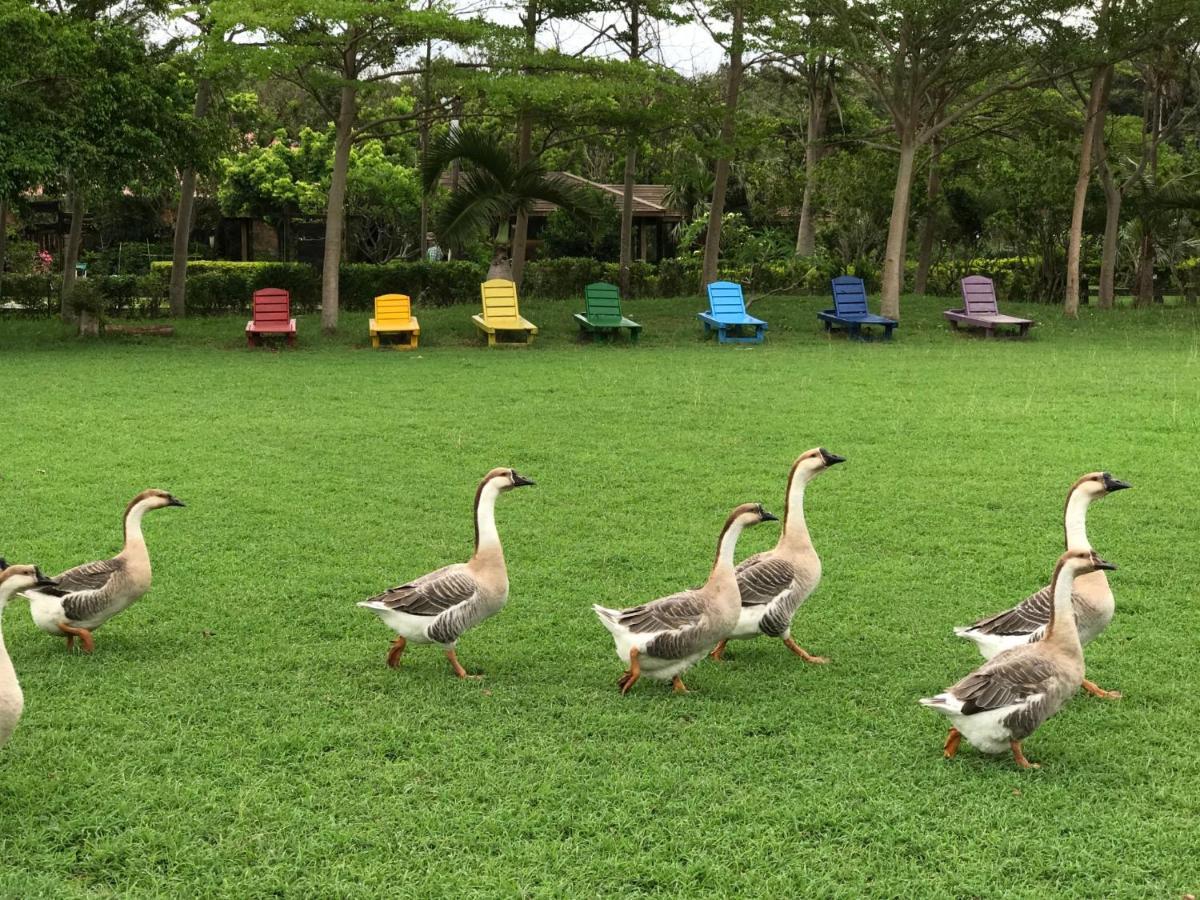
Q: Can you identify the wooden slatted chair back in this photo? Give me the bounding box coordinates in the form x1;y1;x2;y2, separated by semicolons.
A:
830;276;868;316
481;279;521;326
706;281;747;317
584;282;623;325
252;288;291;324
374;293;412;324
961;276;999;315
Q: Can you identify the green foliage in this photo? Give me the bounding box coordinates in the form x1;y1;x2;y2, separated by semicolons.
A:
345;140;422;263
539;203;620;260
218;128;331;221
64;277;106;317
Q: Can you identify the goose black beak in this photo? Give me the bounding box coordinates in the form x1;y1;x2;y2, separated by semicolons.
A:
819;449;847;466
1093;557;1118;571
1102;474;1131;493
167;496;186;507
34;567;57;588
510;472;536;487
760;509;780;522
0;557;7;571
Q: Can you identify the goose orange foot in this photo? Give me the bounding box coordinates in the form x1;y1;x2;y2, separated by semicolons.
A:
618;648;641;695
1011;741;1040;769
1082;679;1122;700
943;727;961;759
783;637;829;664
672;676;689;694
58;623;95;654
709;639;729;662
386;636;407;668
445;648;483;680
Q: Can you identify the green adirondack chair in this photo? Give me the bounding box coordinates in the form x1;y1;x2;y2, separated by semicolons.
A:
574;282;642;342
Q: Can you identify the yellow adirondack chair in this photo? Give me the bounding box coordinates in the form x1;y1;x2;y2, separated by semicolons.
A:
369;293;420;349
472;279;538;346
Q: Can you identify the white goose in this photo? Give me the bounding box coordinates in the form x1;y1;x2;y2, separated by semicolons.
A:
955;471;1130;698
24;489;185;652
922;549;1116;769
1;560;59;749
594;503;779;695
358;468;535;679
712;448;845;664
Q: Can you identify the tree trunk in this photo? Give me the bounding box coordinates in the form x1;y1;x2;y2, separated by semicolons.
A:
511;112;533;287
700;2;745;291
1134;235;1154;306
321;81;356;333
913;139;942;296
0;195;8;301
1065;65;1112;317
168;78;213;318
796;59;828;256
879;132;917;319
60;184;85;321
1097;158;1121;309
619;142;638;295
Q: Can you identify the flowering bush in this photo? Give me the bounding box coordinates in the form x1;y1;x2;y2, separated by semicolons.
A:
33;249;52;274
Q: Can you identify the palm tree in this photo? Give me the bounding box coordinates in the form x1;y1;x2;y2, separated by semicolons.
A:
421;128;600;280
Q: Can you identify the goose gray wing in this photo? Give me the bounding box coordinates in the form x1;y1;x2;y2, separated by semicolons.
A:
50;558;126;620
952;652;1058;714
964;584;1053;636
613;589;708;633
736;554;796;606
367;564;478;616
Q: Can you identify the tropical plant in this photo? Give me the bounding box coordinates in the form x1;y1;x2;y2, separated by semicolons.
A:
421;128;600;280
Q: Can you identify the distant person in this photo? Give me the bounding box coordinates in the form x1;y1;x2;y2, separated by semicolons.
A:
426;236;443;262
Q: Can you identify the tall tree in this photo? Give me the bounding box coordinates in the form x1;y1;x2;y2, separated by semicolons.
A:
816;0;1066;318
212;0;472;332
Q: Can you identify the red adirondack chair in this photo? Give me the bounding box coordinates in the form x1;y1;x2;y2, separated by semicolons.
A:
944;276;1034;338
245;288;297;347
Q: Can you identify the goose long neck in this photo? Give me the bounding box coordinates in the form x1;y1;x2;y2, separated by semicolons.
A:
0;593;14;686
781;469;812;549
473;480;503;558
711;516;746;580
1044;560;1082;652
124;499;152;548
1063;487;1092;551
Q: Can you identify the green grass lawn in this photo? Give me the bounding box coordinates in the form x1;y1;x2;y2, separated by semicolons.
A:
1;294;1198;898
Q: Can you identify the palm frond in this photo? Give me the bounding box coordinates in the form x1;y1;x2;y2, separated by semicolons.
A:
420;128;515;195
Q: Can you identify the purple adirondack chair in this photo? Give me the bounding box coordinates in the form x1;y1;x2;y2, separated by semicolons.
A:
944;276;1034;337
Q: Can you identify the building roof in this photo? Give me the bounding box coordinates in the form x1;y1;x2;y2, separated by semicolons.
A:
439;171;683;220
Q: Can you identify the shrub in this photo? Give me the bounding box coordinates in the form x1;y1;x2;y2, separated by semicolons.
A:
339;261;483;308
0;274;59;312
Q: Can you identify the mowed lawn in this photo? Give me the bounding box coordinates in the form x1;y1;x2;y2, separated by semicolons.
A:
1;294;1198;898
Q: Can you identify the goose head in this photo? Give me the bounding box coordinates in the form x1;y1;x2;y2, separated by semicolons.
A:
790;447;846;485
126;489;186;517
483;468;536;493
1071;471;1131;503
1060;548;1118;575
729;502;780;528
0;564;57;605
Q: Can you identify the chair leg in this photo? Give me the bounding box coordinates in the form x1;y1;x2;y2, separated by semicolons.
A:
371;335;380;349
487;332;496;347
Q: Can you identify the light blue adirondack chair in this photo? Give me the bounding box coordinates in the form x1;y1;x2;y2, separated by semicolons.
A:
818;276;898;340
698;281;767;344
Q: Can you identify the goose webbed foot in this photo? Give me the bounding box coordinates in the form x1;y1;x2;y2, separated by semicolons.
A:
783;637;829;664
709;639;729;662
943;727;961;759
671;676;690;694
58;623;94;654
618;648;641;695
1082;679;1122;700
445;648;482;680
1010;741;1040;769
386;636;407;668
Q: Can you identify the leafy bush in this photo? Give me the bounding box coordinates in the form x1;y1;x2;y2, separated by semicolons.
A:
3;240;44;275
0;274;58;312
65;278;106;317
339;261;484;308
539;204;621;261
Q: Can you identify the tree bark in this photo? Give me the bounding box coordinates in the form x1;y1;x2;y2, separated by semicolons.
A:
796;58;829;256
60;184;85;321
619;142;638;295
168;78;213;318
1065;64;1112;317
879;132;917;319
1097;157;1121;309
511;113;533;286
913;139;942;296
700;1;745;291
321;80;357;333
0;195;8;298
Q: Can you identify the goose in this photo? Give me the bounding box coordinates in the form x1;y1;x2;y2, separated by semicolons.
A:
954;471;1130;698
23;489;186;652
921;549;1116;769
594;503;779;695
1;560;59;749
711;448;845;664
357;468;535;679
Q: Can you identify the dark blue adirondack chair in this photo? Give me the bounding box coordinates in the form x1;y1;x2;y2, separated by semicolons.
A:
818;276;898;340
698;281;767;344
